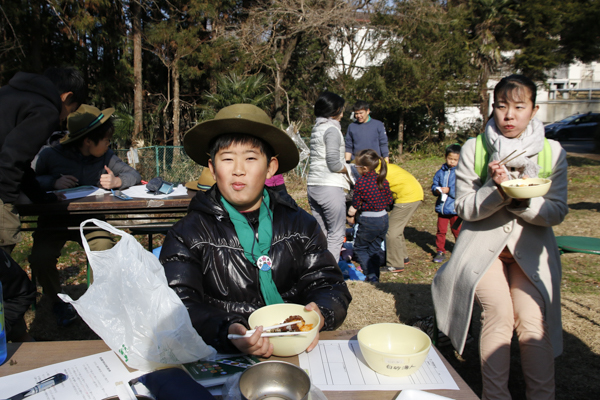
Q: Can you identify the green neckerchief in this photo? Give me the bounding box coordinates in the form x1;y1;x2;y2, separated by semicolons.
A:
220;189;284;305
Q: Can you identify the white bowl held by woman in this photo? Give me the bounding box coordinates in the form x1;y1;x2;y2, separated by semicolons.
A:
500;177;552;199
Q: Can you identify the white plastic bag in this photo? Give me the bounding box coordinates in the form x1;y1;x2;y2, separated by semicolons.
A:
59;218;216;371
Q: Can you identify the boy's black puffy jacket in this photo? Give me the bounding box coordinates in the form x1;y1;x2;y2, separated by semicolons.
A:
161;186;352;353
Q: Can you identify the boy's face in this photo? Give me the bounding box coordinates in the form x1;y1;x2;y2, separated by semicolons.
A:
446;153;459;168
354;108;370;123
84;130;112;158
209;142;278;212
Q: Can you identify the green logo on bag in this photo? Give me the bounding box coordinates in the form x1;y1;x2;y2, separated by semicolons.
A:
119;344;129;362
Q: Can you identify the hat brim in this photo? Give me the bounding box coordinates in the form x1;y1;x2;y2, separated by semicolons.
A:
183;118;299;174
62;108;115;144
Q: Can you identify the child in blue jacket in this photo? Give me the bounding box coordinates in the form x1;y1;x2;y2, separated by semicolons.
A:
431;144;461;262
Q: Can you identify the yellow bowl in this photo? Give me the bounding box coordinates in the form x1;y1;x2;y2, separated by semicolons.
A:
500;177;552;199
248;304;320;357
357;323;431;377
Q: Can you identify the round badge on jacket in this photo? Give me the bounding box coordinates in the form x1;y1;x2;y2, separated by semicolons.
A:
256;255;272;271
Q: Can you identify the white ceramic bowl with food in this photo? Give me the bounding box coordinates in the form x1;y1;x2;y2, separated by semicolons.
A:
500;177;552;199
248;303;320;357
357;323;431;377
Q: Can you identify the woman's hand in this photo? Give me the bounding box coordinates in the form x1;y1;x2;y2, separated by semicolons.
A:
305;302;325;353
228;323;274;357
489;160;509;186
54;175;78;190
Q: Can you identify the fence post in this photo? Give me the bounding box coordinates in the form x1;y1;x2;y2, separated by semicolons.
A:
155;146;160;177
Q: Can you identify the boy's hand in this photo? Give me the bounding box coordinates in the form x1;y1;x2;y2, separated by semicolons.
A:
228;323;274;357
440;187;449;194
54;175;78;190
304;302;325;353
100;165;122;189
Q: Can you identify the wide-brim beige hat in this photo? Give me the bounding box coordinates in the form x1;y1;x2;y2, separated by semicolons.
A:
63;104;114;144
185;168;216;191
183;104;299;174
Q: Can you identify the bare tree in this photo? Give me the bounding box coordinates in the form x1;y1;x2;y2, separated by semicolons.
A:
235;0;373;123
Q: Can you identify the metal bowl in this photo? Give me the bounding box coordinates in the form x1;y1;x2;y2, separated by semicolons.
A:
239;360;311;400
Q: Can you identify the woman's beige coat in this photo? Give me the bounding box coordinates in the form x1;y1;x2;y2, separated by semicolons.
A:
432;138;568;357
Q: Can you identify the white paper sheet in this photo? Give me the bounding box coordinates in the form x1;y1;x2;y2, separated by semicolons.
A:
298;340;459;392
121;184;188;199
0;351;152;400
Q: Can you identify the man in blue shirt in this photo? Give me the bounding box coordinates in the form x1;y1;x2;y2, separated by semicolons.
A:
345;101;389;163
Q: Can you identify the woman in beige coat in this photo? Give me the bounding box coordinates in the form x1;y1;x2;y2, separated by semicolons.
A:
432;75;568;400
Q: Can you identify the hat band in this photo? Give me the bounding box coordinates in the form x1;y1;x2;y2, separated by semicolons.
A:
73;113;104;136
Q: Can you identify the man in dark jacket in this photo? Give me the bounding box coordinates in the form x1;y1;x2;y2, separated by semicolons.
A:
160;104;351;357
0;67;86;254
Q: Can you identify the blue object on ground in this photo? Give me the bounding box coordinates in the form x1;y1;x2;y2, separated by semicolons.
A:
338;259;365;281
152;246;162;258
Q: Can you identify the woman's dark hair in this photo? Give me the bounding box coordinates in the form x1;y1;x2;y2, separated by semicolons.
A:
66;119;114;149
314;91;345;118
494;74;537;106
209;132;275;166
445;144;461;157
355;149;387;190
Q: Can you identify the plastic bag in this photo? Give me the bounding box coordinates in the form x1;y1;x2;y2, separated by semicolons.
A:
59;218;216;371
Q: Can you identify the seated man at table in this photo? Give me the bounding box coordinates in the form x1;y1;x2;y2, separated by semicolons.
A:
160;104;352;357
30;104;141;326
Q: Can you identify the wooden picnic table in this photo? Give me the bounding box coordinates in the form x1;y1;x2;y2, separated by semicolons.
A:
0;330;479;399
15;189;195;231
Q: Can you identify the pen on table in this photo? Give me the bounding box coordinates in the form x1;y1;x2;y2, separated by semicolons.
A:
6;373;68;400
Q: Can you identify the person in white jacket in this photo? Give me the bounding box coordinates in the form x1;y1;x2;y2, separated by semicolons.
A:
307;91;351;259
432;75;568;400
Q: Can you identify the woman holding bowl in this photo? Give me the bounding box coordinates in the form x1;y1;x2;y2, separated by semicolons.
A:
432;75;568;400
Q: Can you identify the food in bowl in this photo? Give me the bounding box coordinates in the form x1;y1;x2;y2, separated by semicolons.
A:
500;177;552;199
274;315;314;332
248;304;320;357
357;323;431;377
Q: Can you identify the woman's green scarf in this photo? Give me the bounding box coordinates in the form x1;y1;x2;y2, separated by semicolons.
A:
220;189;284;305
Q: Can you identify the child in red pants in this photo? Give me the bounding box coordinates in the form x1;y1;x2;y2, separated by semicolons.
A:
431;144;461;262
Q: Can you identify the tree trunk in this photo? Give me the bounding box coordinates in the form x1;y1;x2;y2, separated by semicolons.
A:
132;1;143;144
273;35;300;123
479;69;490;121
31;1;42;72
438;106;446;142
172;63;181;147
397;111;404;156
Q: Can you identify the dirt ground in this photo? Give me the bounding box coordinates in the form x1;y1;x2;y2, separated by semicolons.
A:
18;152;600;400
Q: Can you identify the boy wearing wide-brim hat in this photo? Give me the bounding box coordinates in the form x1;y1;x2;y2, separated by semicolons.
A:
161;104;351;357
30;104;141;326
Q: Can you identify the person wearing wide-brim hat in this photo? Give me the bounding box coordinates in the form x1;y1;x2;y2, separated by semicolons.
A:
30;104;141;327
183;103;299;175
62;104;115;145
161;103;351;358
